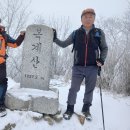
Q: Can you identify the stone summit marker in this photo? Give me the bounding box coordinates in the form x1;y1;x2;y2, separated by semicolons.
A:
5;25;59;114
21;24;53;90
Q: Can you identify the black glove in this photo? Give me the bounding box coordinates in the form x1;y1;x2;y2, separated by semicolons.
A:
20;31;26;36
0;25;5;33
52;28;57;41
96;58;104;66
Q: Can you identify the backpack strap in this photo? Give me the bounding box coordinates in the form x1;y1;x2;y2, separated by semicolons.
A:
94;28;102;45
2;32;8;47
0;32;8;59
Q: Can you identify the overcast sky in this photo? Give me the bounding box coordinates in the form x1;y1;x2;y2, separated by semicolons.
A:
29;0;128;29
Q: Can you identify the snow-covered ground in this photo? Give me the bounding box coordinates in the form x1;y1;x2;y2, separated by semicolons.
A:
0;77;130;130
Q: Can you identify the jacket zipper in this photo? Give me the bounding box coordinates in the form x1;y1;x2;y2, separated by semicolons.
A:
84;34;89;66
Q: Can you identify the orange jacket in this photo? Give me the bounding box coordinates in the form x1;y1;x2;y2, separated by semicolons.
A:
0;32;25;64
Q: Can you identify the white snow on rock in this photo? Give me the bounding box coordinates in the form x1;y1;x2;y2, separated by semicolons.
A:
5;78;59;115
7;87;58;100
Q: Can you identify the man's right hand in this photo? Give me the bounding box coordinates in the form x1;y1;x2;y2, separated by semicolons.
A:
52;28;57;41
0;25;5;32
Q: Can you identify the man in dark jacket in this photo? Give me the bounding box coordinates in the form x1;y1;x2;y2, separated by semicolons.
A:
53;8;108;120
0;21;25;117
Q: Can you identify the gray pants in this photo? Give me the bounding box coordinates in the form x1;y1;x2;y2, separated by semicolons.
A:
67;66;98;106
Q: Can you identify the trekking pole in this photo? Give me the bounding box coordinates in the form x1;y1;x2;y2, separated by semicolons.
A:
98;67;106;130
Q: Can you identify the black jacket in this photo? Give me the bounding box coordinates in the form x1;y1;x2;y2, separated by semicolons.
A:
54;25;108;66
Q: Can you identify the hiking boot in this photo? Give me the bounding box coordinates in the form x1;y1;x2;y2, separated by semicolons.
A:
82;104;92;121
82;110;92;121
63;105;74;120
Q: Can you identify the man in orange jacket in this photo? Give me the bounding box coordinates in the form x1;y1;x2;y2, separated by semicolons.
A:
0;21;25;117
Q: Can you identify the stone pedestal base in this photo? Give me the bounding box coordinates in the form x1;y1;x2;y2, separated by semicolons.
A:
5;87;59;115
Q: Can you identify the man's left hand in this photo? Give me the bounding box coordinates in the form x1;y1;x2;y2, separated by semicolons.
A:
20;31;26;36
0;25;5;32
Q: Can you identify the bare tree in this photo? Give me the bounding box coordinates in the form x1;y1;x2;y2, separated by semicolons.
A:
96;17;123;89
113;4;130;95
96;3;130;95
49;17;74;81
